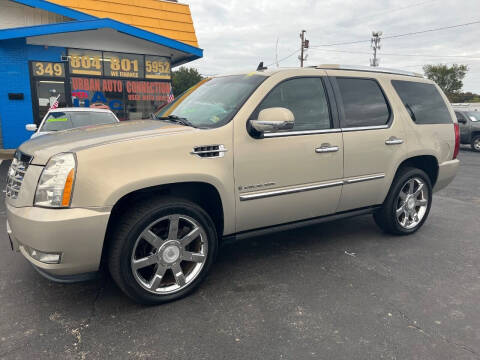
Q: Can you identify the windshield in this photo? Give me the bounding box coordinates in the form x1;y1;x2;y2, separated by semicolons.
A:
41;111;117;132
467;111;480;122
155;74;267;128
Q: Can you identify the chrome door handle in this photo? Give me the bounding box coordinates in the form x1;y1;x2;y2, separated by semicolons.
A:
315;144;339;153
385;137;404;145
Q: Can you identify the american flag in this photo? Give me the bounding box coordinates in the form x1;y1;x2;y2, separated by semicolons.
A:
49;94;61;110
167;84;174;103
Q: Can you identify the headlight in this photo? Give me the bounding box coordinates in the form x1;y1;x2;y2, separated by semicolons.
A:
35;153;76;208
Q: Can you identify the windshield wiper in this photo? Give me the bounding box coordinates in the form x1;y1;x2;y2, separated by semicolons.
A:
156;114;196;128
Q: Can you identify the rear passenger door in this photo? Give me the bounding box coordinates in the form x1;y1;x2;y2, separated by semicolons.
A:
328;74;406;211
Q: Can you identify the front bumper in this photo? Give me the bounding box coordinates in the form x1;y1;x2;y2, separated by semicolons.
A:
433;159;460;192
6;202;110;276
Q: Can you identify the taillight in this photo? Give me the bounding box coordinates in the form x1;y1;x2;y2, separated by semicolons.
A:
453;123;460;159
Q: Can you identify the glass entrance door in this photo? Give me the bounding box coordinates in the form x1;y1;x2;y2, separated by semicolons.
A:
34;80;67;124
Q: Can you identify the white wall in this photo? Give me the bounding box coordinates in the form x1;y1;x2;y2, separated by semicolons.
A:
0;0;70;30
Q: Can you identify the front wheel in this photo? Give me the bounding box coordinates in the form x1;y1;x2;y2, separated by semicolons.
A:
471;135;480;152
374;167;432;235
108;197;218;305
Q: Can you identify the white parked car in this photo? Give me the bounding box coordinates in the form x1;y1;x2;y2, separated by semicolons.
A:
26;107;120;138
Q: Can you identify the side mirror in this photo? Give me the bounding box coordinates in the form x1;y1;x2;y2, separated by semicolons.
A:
458;118;466;124
249;107;295;133
25;124;37;132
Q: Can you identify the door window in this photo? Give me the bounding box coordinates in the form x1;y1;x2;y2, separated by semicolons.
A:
335;77;390;128
392;80;452;124
252;77;332;131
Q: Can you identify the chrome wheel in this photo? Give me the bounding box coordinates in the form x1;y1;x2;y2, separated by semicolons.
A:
473;137;480;151
131;214;208;294
395;177;429;229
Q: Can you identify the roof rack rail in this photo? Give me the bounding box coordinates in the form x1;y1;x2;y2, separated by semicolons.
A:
314;64;423;78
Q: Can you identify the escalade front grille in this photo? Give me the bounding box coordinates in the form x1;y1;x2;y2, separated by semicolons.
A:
6;151;32;199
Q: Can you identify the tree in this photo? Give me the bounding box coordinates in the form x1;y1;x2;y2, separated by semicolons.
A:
423;64;468;101
171;67;203;96
449;91;480;103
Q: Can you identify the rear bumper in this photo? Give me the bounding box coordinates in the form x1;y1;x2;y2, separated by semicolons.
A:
433;159;460;192
6;202;110;276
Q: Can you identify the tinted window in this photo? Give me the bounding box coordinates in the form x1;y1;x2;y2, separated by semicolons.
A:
335;78;390;127
254;77;331;131
392;80;452;124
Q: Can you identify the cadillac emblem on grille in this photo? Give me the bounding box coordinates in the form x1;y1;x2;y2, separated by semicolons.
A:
6;151;32;200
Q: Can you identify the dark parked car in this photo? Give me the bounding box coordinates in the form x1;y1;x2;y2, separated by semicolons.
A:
454;110;480;152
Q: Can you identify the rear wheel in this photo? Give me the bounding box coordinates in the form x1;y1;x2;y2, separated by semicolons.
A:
471;135;480;152
108;197;218;305
374;167;432;235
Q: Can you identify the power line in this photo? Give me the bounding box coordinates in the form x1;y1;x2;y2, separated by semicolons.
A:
382;20;480;40
269;20;480;67
354;0;438;22
310;20;480;48
308;47;480;60
309;0;438;34
266;49;300;67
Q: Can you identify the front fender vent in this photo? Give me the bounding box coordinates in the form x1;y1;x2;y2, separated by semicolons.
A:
191;145;227;158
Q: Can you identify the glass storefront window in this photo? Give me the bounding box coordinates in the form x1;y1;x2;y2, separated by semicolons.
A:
145;55;171;80
125;80;172;120
31;50;174;123
68;49;103;76
70;77;171;121
103;52;144;79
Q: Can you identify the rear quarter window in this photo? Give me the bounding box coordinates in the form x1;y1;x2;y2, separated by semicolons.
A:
392;80;452;124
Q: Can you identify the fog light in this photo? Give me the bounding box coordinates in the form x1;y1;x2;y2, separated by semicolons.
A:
25;246;61;264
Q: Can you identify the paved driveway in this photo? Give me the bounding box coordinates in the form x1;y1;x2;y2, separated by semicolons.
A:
0;150;479;359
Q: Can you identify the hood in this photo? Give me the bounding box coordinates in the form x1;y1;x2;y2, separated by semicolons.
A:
19;120;192;165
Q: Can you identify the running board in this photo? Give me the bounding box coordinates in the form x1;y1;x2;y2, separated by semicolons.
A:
222;206;380;244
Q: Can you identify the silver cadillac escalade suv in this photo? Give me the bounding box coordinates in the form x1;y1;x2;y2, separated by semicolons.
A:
6;65;460;304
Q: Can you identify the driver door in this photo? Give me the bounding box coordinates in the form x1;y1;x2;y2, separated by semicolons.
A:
233;71;344;232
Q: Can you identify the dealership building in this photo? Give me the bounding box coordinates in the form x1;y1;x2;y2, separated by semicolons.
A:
0;0;202;149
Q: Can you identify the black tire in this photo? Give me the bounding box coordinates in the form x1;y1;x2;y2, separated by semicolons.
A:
108;196;218;305
471;135;480;152
374;167;432;235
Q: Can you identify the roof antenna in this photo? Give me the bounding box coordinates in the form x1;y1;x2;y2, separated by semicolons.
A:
257;61;268;71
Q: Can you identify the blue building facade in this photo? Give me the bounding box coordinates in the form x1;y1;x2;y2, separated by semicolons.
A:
0;0;203;149
0;39;66;148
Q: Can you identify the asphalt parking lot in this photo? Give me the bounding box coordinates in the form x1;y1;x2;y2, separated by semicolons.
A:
0;149;479;360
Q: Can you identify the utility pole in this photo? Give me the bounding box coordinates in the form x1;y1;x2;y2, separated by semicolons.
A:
299;30;309;67
370;31;382;67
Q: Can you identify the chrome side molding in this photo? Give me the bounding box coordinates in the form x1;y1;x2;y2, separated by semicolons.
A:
344;174;385;184
239;173;385;201
239;181;344;201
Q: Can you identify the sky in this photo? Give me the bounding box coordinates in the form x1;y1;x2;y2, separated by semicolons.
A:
187;0;480;92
